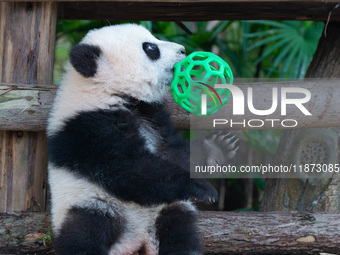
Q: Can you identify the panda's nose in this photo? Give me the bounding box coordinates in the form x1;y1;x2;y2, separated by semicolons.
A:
178;46;186;55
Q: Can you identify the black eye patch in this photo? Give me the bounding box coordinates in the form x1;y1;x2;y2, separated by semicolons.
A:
143;42;160;61
70;44;101;78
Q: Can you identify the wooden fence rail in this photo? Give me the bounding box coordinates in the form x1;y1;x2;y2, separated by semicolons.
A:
0;211;339;254
1;79;340;131
5;0;340;22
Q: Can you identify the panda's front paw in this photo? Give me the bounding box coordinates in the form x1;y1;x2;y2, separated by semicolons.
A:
204;131;239;166
187;179;218;204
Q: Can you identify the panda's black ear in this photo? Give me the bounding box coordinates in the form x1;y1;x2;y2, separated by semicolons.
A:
69;44;102;78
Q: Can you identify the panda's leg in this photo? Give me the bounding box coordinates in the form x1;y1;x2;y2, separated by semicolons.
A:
155;202;202;255
54;207;125;255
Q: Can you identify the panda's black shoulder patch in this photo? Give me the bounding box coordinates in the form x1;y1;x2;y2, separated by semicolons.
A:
70;44;102;78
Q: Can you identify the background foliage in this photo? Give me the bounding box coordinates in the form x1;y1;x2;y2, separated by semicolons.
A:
54;20;324;210
54;20;324;83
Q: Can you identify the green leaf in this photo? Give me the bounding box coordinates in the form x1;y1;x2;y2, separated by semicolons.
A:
247;20;292;29
266;41;295;77
246;21;323;78
247;33;287;51
255;36;292;65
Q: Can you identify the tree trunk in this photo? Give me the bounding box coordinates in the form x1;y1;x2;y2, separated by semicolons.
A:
1;211;339;255
0;2;57;212
261;23;340;212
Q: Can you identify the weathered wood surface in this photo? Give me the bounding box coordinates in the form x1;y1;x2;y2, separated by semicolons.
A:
1;79;340;131
261;23;340;213
0;212;52;254
0;211;339;254
201;211;340;254
7;0;340;2
0;83;57;132
57;1;340;21
8;0;340;21
0;2;57;213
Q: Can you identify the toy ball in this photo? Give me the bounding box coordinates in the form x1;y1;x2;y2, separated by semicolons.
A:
170;51;233;117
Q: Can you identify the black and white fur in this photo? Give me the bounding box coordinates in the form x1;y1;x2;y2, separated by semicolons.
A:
48;24;237;255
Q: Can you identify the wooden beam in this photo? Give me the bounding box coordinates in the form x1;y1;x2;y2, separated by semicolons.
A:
6;0;340;2
1;79;340;131
0;211;339;254
56;1;340;21
186;79;340;130
0;2;57;213
0;83;57;132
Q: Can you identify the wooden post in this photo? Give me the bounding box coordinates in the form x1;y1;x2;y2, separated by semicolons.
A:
261;23;340;212
0;2;57;212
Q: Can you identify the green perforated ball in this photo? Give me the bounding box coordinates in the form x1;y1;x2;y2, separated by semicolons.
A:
170;51;233;116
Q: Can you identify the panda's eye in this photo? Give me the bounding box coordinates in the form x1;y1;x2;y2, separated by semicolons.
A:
143;42;160;61
146;43;156;51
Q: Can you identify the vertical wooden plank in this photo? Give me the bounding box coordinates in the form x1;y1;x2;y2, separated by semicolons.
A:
31;132;49;211
12;131;30;211
0;2;57;212
0;131;6;209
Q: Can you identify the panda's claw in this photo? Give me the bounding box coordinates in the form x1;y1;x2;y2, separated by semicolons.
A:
215;131;228;143
223;134;237;144
227;145;239;159
221;132;232;138
226;136;239;150
187;178;218;205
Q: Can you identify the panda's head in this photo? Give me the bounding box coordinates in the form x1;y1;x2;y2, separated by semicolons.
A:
68;24;186;103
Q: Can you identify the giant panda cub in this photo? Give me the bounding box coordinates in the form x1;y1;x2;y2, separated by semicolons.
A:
48;24;238;255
